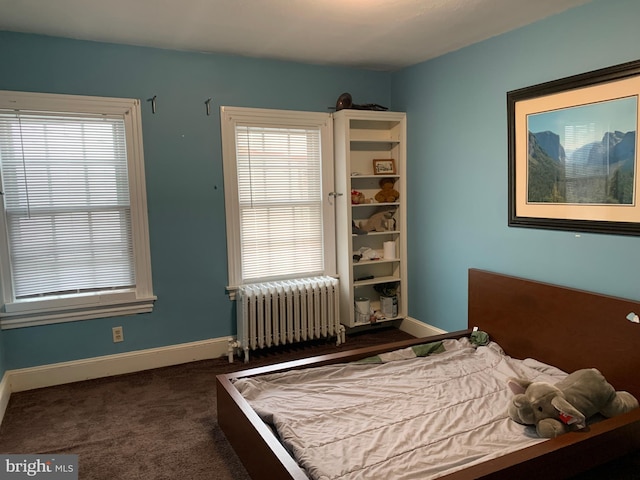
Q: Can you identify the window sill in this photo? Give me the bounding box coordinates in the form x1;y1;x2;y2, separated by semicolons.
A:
0;294;157;329
226;286;239;301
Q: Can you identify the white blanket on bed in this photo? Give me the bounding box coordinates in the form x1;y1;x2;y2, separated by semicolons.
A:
234;339;567;480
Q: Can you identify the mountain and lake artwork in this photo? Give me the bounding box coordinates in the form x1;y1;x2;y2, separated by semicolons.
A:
527;96;637;205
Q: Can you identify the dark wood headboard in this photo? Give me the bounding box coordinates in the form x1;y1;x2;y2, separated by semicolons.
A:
468;269;640;399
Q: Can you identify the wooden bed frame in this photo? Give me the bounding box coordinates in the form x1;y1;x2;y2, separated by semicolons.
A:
216;269;640;479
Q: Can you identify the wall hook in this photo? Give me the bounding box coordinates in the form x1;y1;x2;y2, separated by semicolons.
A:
147;95;157;114
205;98;212;116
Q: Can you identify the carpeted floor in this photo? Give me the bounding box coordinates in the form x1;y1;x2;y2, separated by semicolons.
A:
1;326;639;479
0;326;413;479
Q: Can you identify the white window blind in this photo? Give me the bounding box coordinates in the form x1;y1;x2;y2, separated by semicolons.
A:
0;112;134;298
236;125;324;281
0;90;155;329
221;107;335;290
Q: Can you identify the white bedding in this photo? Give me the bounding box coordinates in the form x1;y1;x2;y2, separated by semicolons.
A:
234;338;568;480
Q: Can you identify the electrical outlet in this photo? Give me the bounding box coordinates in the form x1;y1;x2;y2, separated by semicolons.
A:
112;326;124;343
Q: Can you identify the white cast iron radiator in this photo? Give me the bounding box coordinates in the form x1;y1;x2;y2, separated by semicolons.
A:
229;276;345;362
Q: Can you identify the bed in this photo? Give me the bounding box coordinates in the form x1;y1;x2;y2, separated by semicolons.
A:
216;269;640;479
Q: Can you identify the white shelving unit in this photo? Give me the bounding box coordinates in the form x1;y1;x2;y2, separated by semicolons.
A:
333;109;407;328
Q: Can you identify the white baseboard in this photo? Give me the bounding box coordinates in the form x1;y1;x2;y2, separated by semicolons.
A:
0;320;443;425
7;336;234;393
399;316;447;338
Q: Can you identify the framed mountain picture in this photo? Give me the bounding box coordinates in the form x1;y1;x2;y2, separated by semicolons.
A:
508;60;640;236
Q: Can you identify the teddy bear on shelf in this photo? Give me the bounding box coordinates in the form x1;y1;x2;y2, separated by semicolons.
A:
374;178;399;203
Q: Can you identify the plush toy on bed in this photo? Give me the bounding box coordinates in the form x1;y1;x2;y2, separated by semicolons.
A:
507;368;639;438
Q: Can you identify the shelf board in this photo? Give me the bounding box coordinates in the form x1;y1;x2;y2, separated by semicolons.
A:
352;202;399;208
348;315;403;327
353;275;400;287
353;258;399;267
352;230;399;237
349;136;400;144
350;174;400;179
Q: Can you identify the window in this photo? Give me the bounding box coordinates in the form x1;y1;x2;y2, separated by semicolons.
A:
221;107;335;290
0;91;155;328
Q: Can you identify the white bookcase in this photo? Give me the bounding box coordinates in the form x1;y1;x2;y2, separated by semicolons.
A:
333;109;407;328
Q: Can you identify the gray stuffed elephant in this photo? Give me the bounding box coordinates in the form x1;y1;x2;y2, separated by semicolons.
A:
507;368;639;438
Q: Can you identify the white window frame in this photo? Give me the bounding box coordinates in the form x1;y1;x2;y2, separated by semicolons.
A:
0;90;156;329
220;106;336;295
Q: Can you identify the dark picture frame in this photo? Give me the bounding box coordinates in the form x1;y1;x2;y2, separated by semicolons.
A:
507;59;640;236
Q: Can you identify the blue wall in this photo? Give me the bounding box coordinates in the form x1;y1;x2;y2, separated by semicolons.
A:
393;0;640;331
0;31;390;369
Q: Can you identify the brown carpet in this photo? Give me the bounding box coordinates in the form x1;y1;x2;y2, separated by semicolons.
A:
1;326;638;479
0;327;413;479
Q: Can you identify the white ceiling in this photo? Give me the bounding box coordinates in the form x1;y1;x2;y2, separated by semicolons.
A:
0;0;592;71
